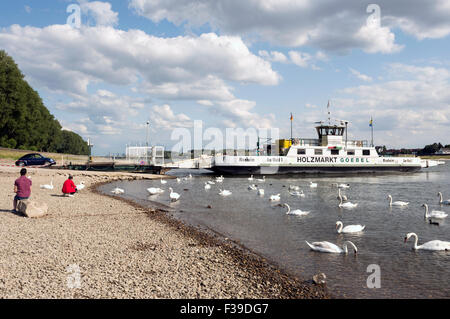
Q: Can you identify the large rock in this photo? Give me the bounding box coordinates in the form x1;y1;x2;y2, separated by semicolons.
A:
17;200;48;218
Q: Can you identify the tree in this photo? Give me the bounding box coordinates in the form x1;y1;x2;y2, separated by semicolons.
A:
0;50;88;155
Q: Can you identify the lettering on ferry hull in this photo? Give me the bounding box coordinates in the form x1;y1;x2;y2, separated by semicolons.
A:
296;157;370;163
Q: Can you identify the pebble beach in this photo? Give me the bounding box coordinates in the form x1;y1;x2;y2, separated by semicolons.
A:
0;167;329;299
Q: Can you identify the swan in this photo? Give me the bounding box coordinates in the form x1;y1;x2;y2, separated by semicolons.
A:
258;189;265;196
438;192;450;205
404;233;450;251
219;189;232;196
169;187;180;201
207;181;215;185
256;176;266;182
40;179;54;190
336;221;365;234
269;194;281;201
147;187;164;195
248;184;257;190
215;175;224;183
422;204;448;219
289;190;305;197
338;183;350;189
111;187;124;194
176;178;181;183
160;179;167;184
337;189;348;201
387;195;409;207
289;185;300;191
76;181;86;190
204;182;211;190
309;182;317;188
338;194;358;208
188;174;193;179
248;175;254;181
305;240;358;254
283;203;310;216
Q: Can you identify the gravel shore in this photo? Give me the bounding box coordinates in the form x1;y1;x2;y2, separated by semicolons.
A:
0;167;329;299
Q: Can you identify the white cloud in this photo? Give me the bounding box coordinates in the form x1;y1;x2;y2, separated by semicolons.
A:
150;104;193;130
349;68;373;82
78;0;119;27
288;51;312;68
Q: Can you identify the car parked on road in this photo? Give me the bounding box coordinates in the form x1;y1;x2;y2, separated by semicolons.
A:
15;153;56;167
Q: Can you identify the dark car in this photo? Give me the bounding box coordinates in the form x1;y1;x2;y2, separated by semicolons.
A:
15;153;56;167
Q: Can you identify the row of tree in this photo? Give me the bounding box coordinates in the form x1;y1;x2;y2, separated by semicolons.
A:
377;143;449;156
0;50;89;155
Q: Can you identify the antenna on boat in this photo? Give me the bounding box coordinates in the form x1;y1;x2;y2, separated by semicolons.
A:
327;100;331;125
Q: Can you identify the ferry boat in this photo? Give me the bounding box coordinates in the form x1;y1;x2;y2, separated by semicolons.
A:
211;120;441;175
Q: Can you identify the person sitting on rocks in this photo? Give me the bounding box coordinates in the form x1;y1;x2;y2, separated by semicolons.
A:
13;168;32;212
62;175;77;197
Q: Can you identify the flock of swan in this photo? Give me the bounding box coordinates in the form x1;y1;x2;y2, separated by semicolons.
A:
111;174;450;253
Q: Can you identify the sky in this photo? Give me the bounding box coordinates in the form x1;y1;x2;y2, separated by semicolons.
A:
0;0;449;155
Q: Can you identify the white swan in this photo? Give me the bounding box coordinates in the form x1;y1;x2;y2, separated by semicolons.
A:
160;179;167;184
305;240;358;254
204;182;211;190
147;187;164;195
248;175;254;181
338;194;358;208
40;179;54;190
219;189;232;196
76;181;85;190
111;187;124;194
269;194;281;201
248;184;257;190
337;189;348;201
258;189;265;196
336;221;365;234
338;183;350;189
289;190;305;197
422;204;448;219
404;233;450;251
207;181;215;185
387;195;409;207
283;203;310;216
215;175;224;182
438;192;450;205
256;176;266;182
309;182;317;188
169;187;180;201
176;177;181;183
289;185;300;191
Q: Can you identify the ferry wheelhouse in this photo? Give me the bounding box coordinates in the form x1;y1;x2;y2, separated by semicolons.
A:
211;121;434;175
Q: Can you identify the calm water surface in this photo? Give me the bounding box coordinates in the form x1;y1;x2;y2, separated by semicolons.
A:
99;163;450;298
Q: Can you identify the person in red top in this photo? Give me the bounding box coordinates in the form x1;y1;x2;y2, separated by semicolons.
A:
62;175;77;197
13;168;32;212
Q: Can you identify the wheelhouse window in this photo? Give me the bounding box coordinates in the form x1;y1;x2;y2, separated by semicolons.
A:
297;148;306;155
362;149;371;156
331;149;339;156
314;149;323;155
347;150;355;156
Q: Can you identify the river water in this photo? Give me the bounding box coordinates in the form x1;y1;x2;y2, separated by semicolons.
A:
99;162;450;298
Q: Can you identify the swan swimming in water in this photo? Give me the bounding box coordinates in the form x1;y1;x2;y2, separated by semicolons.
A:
387;195;409;207
422;204;448;219
169;187;180;201
337;189;348;201
305;240;358;254
438;192;450;205
248;175;254;181
204;182;211;190
147;187;164;195
404;233;450;251
289;185;300;191
338;193;358;208
309;182;317;188
219;189;232;196
258;189;265;196
248;184;257;190
283;203;310;216
338;183;350;189
289;190;305;197
256;176;266;182
111;187;124;194
160;179;167;184
269;194;281;201
335;221;365;233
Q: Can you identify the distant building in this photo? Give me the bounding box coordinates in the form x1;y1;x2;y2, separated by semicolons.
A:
435;147;450;155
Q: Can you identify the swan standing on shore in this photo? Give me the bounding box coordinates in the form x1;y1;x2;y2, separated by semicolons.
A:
438;192;450;205
336;221;365;234
404;233;450;251
422;204;448;219
76;181;86;190
40;179;53;190
387;195;409;207
147;187;164;195
283;203;310;216
305;240;358;254
338;194;358;208
169;187;180;201
111;187;124;194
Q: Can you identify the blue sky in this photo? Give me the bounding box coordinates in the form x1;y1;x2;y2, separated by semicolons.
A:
1;0;449;155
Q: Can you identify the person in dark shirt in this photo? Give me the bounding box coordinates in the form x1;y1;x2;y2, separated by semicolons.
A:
13;168;32;212
62;175;77;197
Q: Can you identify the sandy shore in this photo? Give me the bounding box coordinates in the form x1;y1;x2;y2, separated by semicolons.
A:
0;167;329;299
